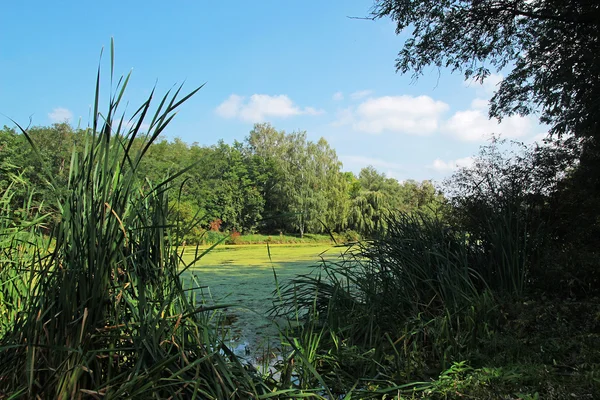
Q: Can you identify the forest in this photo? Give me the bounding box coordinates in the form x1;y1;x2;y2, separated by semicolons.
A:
0;122;443;241
1;0;599;399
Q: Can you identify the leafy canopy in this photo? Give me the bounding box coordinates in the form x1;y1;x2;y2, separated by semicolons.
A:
372;0;600;139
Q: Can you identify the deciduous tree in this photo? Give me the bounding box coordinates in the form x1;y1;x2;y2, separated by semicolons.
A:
373;0;600;139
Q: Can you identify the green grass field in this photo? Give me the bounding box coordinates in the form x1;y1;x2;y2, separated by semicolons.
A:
179;243;344;360
230;233;335;245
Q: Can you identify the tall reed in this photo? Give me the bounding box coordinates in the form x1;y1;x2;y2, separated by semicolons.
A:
0;42;281;399
273;212;506;391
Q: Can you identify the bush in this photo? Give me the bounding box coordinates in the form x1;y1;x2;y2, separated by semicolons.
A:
202;229;227;245
275;213;501;378
225;229;241;245
444;137;598;296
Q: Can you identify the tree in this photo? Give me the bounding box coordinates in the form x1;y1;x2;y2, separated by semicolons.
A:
0;127;27;193
244;123;288;231
397;180;444;217
442;138;594;294
185;141;265;233
349;167;392;236
279;132;337;237
372;0;600;140
315;138;350;232
244;123;348;236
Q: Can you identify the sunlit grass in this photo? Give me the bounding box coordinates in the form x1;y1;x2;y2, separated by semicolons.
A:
234;233;334;245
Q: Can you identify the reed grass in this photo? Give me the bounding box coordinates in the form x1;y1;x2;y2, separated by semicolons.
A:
273;211;532;393
0;41;318;399
0;40;572;399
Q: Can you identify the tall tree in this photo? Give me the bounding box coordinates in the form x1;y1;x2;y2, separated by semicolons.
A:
245;123;287;231
315;138;350;232
373;0;600;139
245;123;348;236
349;167;392;236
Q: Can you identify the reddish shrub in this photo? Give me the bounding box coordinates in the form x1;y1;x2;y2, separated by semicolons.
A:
209;218;222;232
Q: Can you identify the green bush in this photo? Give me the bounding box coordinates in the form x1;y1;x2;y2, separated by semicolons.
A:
202;229;227;245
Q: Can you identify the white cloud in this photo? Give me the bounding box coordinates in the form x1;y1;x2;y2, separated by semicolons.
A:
48;107;73;123
430;156;475;172
443;98;535;142
336;95;449;135
215;94;244;119
332;91;540;143
332;91;344;101
470;98;489;110
350;90;373;100
216;94;323;123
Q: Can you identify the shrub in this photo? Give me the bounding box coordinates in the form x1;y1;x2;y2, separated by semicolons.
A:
443;137;590;295
225;229;241;245
209;217;222;232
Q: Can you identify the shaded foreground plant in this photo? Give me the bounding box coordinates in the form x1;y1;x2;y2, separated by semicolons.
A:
0;43;307;399
273;212;525;394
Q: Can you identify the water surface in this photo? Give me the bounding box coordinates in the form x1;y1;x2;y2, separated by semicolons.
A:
180;244;341;363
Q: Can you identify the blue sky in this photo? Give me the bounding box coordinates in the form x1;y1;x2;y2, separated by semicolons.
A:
0;0;546;183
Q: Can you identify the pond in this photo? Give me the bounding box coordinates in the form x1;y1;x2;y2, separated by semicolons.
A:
179;244;342;364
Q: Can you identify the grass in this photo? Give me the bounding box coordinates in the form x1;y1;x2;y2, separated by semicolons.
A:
187;232;346;246
231;233;335;245
272;212;600;398
2;42;598;399
0;42;317;399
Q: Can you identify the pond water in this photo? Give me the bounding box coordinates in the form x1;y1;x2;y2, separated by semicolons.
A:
179;244;341;365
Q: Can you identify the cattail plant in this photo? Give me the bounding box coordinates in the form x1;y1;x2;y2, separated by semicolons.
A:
0;40;286;399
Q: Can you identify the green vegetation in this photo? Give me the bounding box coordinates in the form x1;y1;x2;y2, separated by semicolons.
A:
0;123;442;243
181;243;338;267
2;2;600;396
0;48;311;399
182;232;343;246
273;139;600;398
179;247;339;361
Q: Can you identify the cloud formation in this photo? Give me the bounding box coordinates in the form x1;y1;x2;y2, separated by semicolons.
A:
443;98;534;142
216;94;323;123
332;91;344;101
334;95;449;135
430;156;475;172
48;107;73;123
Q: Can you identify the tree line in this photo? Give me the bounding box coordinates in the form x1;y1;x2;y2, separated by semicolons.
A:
0;121;443;242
